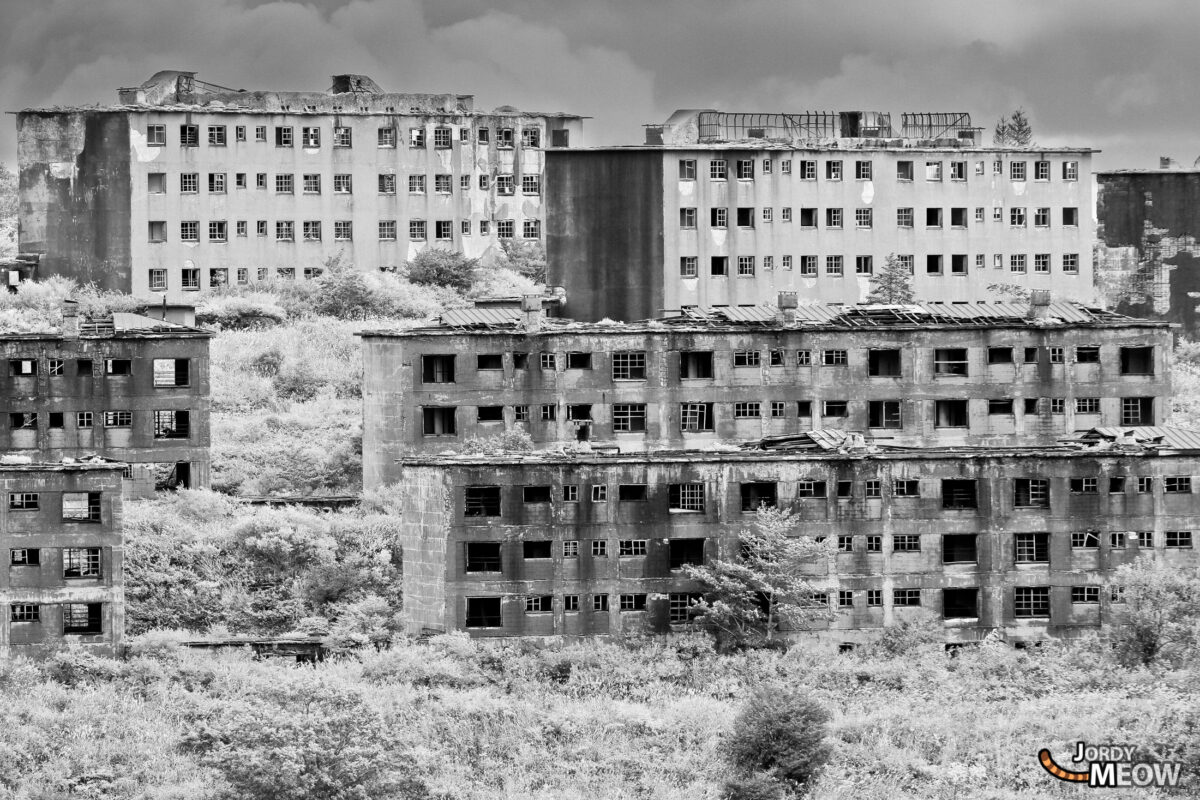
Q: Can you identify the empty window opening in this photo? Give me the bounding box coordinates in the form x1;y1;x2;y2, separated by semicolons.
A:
464;542;502;572
62;492;101;522
942;480;977;509
1120;347;1154;375
422;355;455;383
523;486;552;504
943;588;978;618
680;403;714;432
523;540;553;559
868;400;902;429
934;400;968;428
152;358;189;387
867;349;901;376
934;349;968;376
477;354;503;371
63;603;103;634
464;486;501;517
477;406;504;422
618;484;648;502
63;547;101;578
566;352;592;370
153;410;190;439
942;534;977;563
465;597;502;627
422;407;456;436
741;482;777;511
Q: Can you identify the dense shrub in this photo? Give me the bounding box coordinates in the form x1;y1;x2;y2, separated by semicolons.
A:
195;294;288;329
725;684;831;794
405;248;477;290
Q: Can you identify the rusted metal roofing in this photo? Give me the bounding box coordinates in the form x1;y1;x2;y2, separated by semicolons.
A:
439;307;524;327
1076;427;1200;451
685;301;1129;327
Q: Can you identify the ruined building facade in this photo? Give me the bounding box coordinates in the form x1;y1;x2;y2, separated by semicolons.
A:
16;70;584;302
360;300;1170;488
0;462;124;654
547;110;1094;321
390;433;1200;644
1;307;211;496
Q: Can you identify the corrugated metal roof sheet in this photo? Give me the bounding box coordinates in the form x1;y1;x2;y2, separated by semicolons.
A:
1082;427;1200;451
439;307;523;327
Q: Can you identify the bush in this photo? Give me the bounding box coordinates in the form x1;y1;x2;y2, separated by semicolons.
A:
726;684;831;793
195;295;288;329
723;773;788;800
405;248;477;291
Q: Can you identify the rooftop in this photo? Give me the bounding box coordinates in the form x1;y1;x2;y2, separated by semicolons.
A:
393;427;1200;467
0;305;212;339
359;300;1164;338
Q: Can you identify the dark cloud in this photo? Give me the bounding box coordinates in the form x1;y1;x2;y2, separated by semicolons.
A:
2;0;1200;168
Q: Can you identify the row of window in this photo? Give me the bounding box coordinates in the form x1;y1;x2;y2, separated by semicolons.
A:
680;205;1080;230
679;157;1080;183
151;218;539;243
9;602;104;634
4;492;102;521
5;358;189;385
148;123;542;149
424;395;1155;434
155;171;540;196
6;547;103;576
8;410;190;438
683;252;1082;277
460;475;1191;516
419;346;1155;383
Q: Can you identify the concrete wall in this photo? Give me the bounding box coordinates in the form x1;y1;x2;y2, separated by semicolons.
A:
1096;172;1200;335
546;150;666;321
361;323;1171;483
398;450;1200;642
549;148;1093;321
390;465;452;635
0;334;211;492
0;465;124;655
17;112;133;292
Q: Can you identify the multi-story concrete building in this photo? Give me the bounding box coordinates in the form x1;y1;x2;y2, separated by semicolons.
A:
16;70;584;302
1096;168;1200;335
390;428;1200;643
547;110;1095;321
1;303;211;495
0;461;125;654
360;297;1170;486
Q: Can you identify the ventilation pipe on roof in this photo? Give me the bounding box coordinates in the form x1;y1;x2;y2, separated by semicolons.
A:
62;300;79;339
1027;289;1052;321
777;291;799;325
521;295;544;331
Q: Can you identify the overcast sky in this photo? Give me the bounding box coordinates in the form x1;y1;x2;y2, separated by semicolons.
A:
1;0;1196;170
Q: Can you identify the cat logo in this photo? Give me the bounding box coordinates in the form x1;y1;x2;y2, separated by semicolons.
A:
1039;743;1182;788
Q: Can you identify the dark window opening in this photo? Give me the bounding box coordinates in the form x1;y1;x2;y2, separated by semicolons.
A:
523;486;552;503
513;353;529;369
465;597;502;627
934;348;969;376
943;588;978;619
153;409;190;439
152;358;190;387
464;486;501;517
741;482;777;511
423;407;457;435
104;359;132;376
477;406;504;422
63;603;103;635
477;354;503;370
934;400;969;427
566;352;592;370
618;484;648;502
988;399;1013;415
464;542;502;572
869;400;901;428
1076;346;1100;363
867;349;901;376
523;540;552;559
680;351;714;379
422;355;455;383
1120;347;1154;375
567;404;592;421
942;479;978;509
942;534;977;563
987;347;1013;364
837;481;853;498
76;359;93;376
668;538;706;569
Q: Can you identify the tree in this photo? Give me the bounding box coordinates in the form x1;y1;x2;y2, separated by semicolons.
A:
865;253;915;304
723;683;832;799
1108;558;1200;667
993;108;1034;147
405;248;477;291
683;506;834;649
499;238;547;283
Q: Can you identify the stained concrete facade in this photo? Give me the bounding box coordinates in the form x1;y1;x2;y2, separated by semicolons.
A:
1;310;212;496
547;110;1094;322
390;435;1200;643
16;70;584;303
360;302;1171;488
0;463;124;655
1096;169;1200;336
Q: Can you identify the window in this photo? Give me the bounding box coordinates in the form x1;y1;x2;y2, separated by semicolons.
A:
943;534;977;563
897;207;914;227
378;174;396;194
680;351;714;379
432;174;452;194
989;399;1013;415
1166;531;1193;548
1121;397;1154;426
826;256;843;276
10;604;38;623
925;162;942;181
950;161;966;181
8;412;35;430
894;589;921;607
734;350;761;368
465;597;501;627
1015;587;1050;618
276;221;294;241
464;486;501;517
1072;586;1100;604
409;128;426;147
497;128;514;148
736;159;754;179
179;173;199;193
525;596;552;613
855;255;873;275
1015;533;1049;563
943;588;978;619
335;175;354;194
942;479;977;509
855;160;872;180
1010;208;1026;227
1076;346;1100;363
867;590;882;607
522;220;541;239
1008;161;1027;181
62;492;101;522
796;159;814;179
1061;253;1079;275
669;593;699;623
63;603;103;634
422;407;456;436
181;269;199;289
301;174;321;194
1063;207;1079;227
734;207;754;227
540;352;557;370
740;482;777;511
680;257;698;277
826;160;842;180
208;221;227;242
734;402;761;418
619;539;648;557
771;401;786;417
540;404;556;421
896;160;913;181
679;159;696;179
709;160;727;180
497;220;515;239
680;402;714;432
592;594;609;612
152;359;189;387
104;358;132;376
147;124;165;146
1014;479;1050;508
1049;347;1064;364
421;355;455;384
8;493;38;511
826;208;843;228
1165;476;1192;494
1034;253;1050;274
180;124;199;147
934;348;968;376
477;405;503;423
378;220;396;241
409;220;426;241
208;172;227;193
563;541;579;558
334;221;353;241
822;349;847;366
799;256;817;276
63;547;101;578
591;484;608;504
9;358;36;377
432;126;453;149
274;173;295;194
710;208;728;229
868;400;901;428
855;208;873;229
894;480;919;497
103;410;132;427
866;537;882;554
611;351;646;380
236;220;247;237
949;207;968;228
669;484;705;512
1071;530;1100;548
1076;397;1101;414
893;535;921;552
1064;161;1079;180
1033;207;1050;227
975;207;985;223
274;126;293;147
521;174;541;195
799;208;817;227
926;208;943;228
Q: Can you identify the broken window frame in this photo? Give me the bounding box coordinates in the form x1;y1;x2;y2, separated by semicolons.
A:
868;400;902;429
63;547;101;578
618;539;648;557
62;492;101;523
612;404;647;432
62;603;103;634
8;493;38;511
1070;530;1100;549
463;486;501;517
668;484;705;513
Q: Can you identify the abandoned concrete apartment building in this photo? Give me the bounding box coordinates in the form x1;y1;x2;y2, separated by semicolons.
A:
1;304;212;496
546;110;1095;322
360;298;1199;642
0;462;124;654
15;70;584;302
